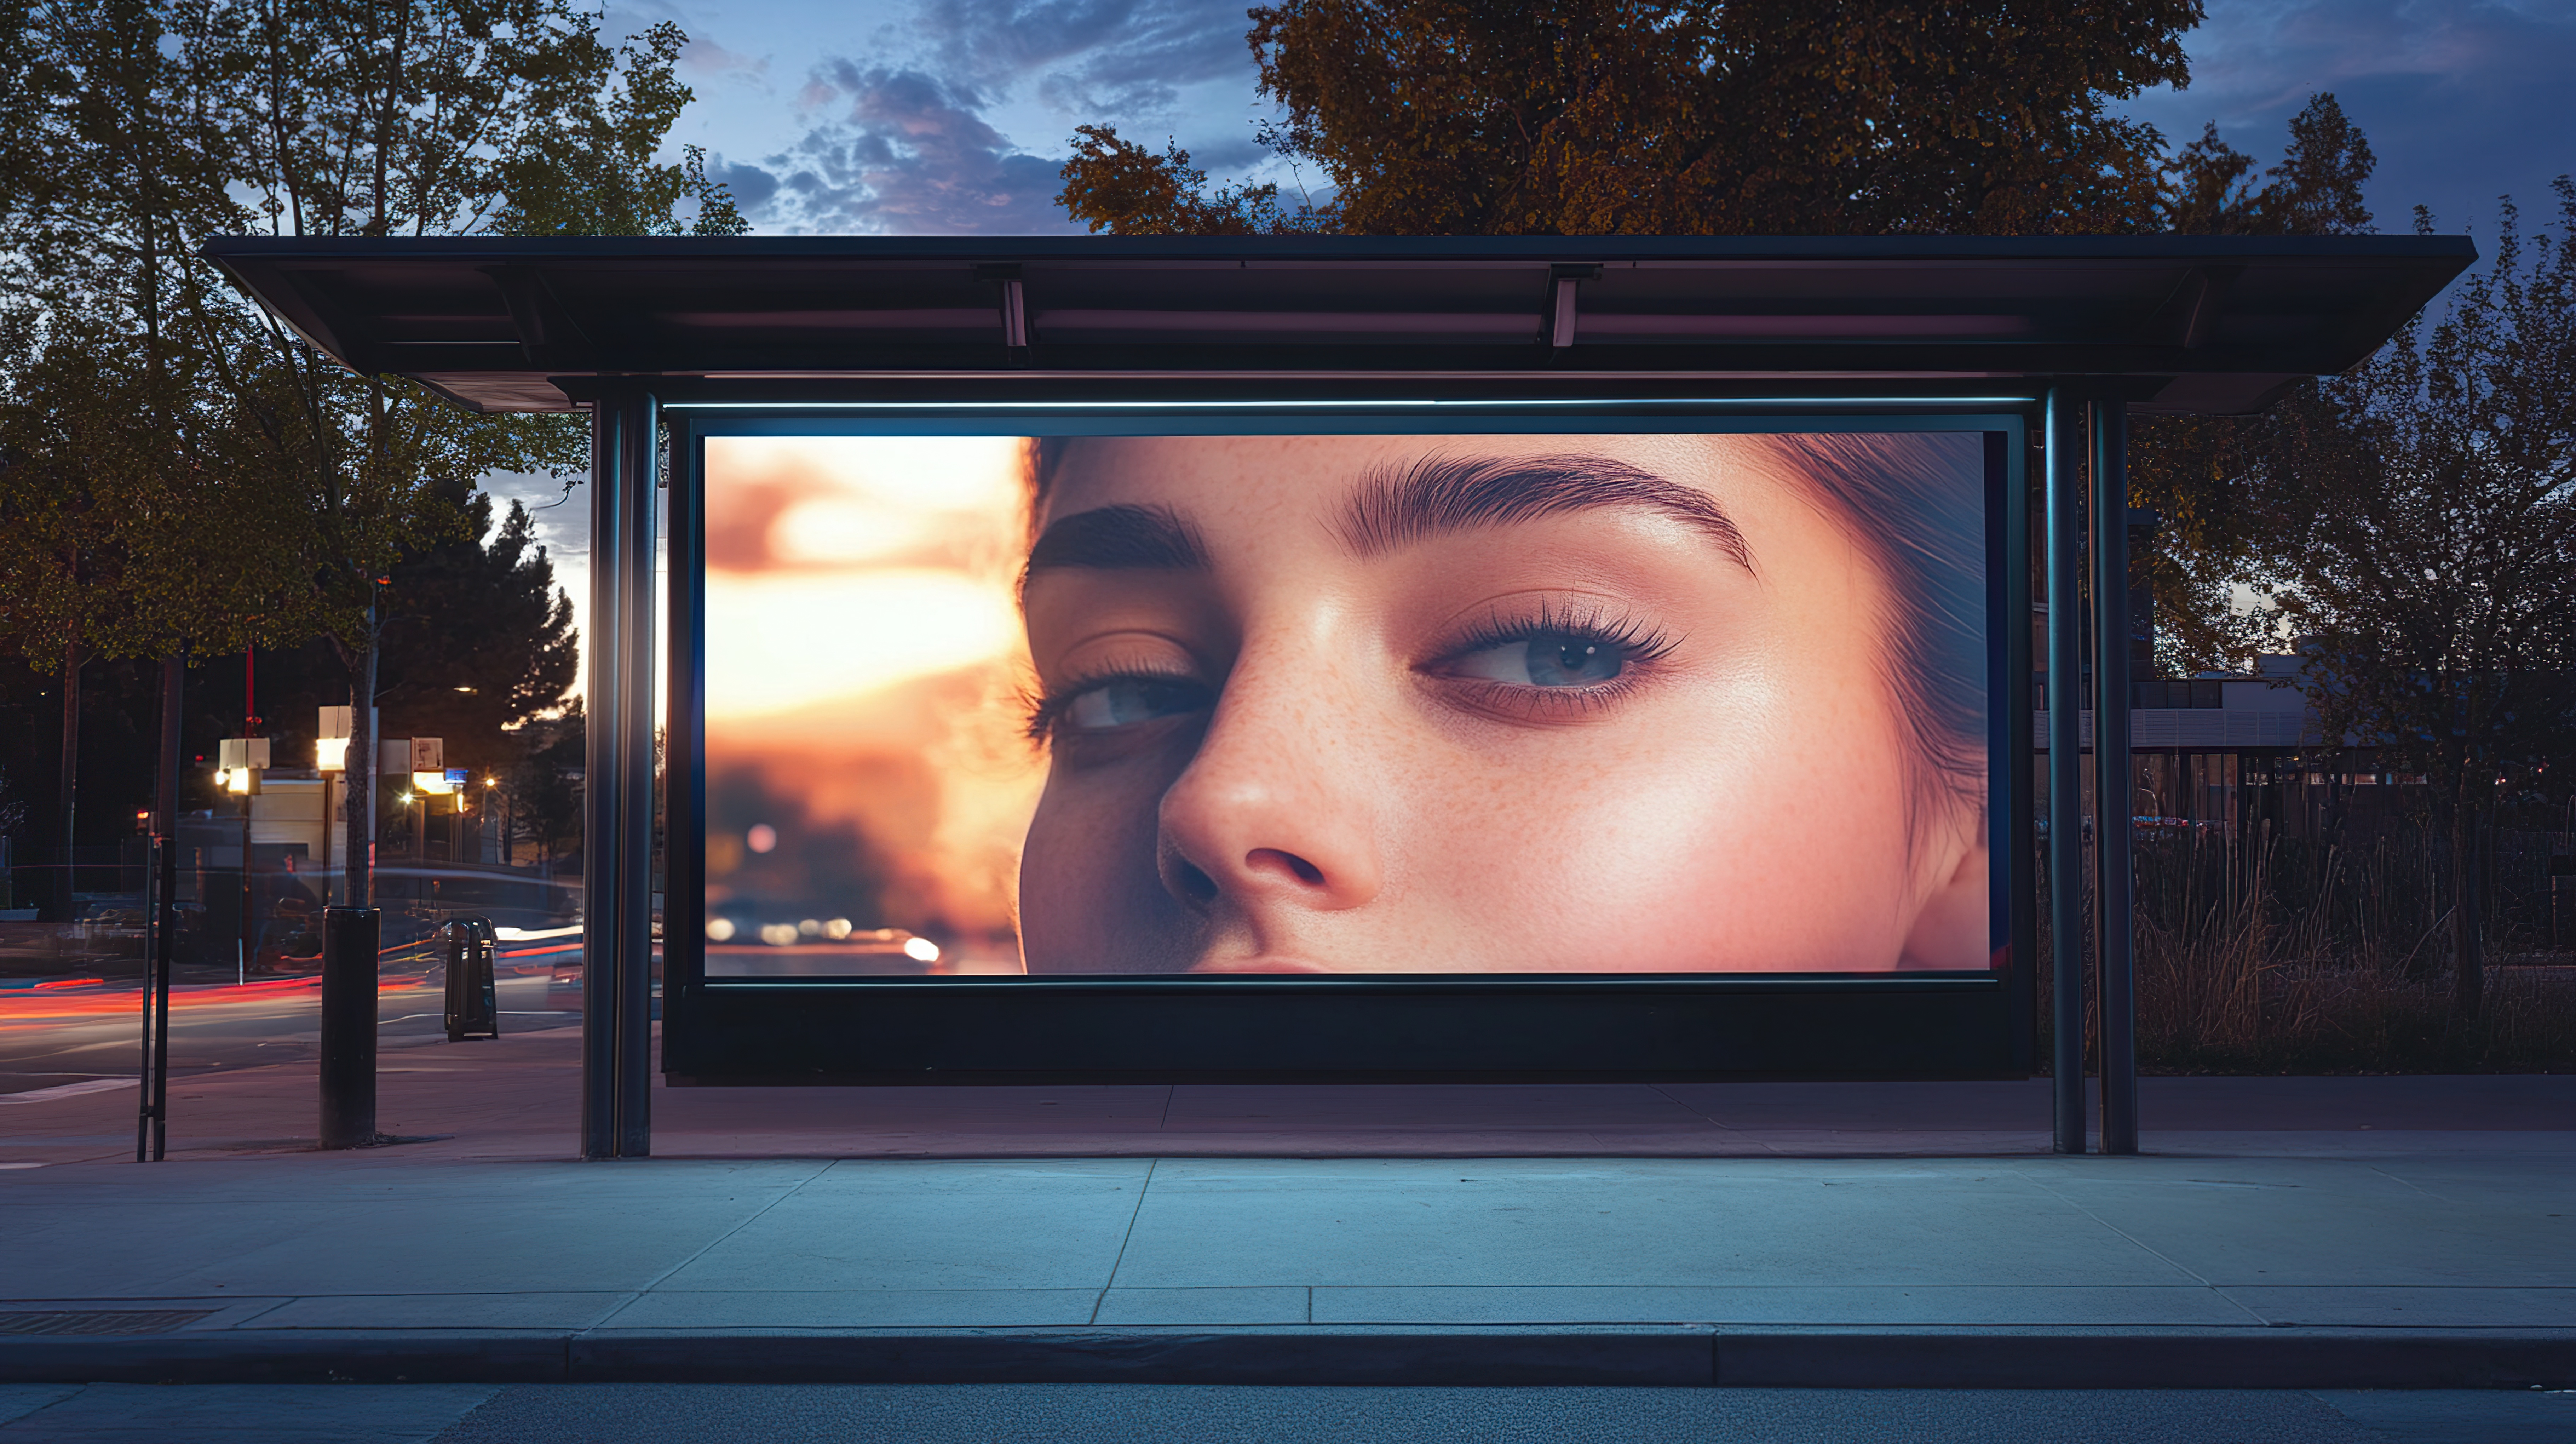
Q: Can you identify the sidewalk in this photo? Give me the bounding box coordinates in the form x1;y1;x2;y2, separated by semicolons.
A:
1;1026;2570;1387
4;1021;2570;1163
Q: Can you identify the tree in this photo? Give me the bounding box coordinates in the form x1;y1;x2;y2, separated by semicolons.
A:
1;0;743;912
2160;92;2374;238
2126;93;2382;674
1058;125;1326;236
2239;187;2576;1016
202;3;748;909
372;480;578;780
0;0;311;915
507;701;584;874
1063;0;2200;237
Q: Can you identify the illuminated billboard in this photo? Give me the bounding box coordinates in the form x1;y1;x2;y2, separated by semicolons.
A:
698;425;1991;981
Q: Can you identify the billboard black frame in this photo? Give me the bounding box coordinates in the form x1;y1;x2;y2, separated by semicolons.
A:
658;400;2036;1085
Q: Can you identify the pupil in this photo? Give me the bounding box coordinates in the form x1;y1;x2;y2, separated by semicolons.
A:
1526;634;1618;684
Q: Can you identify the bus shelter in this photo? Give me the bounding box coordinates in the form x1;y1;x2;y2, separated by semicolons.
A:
205;234;2471;1161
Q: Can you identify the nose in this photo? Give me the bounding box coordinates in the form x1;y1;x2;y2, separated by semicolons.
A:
1155;654;1385;922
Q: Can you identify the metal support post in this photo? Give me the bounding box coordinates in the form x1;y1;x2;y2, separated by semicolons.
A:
2089;397;2139;1155
2043;386;2088;1154
138;649;183;1162
582;390;658;1159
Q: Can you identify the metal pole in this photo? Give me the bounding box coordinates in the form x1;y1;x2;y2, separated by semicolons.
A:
617;391;659;1158
2044;386;2088;1154
581;401;617;1159
583;391;658;1159
240;793;253;976
138;648;184;1162
663;413;705;1077
2090;397;2140;1155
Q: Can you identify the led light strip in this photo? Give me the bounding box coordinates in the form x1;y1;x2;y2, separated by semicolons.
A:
661;395;2039;412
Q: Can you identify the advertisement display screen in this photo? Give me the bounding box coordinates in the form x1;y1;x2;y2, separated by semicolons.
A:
700;425;1993;982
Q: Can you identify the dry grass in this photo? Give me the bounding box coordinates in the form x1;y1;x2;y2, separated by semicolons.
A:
2040;827;2576;1074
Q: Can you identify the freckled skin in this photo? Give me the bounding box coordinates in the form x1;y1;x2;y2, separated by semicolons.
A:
1016;434;1988;974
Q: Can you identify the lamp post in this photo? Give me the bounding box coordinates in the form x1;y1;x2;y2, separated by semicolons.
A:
317;706;354;907
216;737;268;983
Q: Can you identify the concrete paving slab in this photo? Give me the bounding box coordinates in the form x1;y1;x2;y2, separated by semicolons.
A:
2133;1131;2576;1159
1092;1287;1312;1326
4;1064;2573;1389
242;1294;632;1331
1308;1284;2262;1326
1656;1081;2049;1130
1161;1083;1727;1134
2141;1076;2576;1130
654;1160;1150;1293
597;1289;1100;1328
2026;1161;2576;1288
0;1210;323;1299
2226;1287;2576;1328
1108;1159;2198;1289
153;1196;811;1299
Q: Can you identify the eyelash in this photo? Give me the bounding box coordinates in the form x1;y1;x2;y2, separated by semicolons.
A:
1026;601;1680;741
1023;664;1207;742
1426;600;1681;716
1437;598;1679;669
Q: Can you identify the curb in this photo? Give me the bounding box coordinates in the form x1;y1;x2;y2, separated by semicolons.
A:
4;1326;2573;1388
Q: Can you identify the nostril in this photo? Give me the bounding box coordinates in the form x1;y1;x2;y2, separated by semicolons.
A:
1174;860;1220;904
1249;848;1326;886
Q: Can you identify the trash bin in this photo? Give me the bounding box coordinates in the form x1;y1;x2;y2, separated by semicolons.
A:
320;906;380;1148
442;916;501;1042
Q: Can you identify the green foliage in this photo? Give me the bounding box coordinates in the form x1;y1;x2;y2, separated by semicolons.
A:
2118;93;2385;674
0;0;739;897
1063;0;2202;237
507;699;584;866
372;481;579;777
1058;125;1327;236
0;0;746;666
2160;93;2375;236
2168;184;2576;1014
0;0;301;665
494;21;751;238
2275;186;2576;793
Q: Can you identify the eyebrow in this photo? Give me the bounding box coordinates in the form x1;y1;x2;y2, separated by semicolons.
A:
1024;503;1211;584
1333;452;1754;571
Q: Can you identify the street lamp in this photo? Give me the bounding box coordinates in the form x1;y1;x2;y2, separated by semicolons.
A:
217;738;269;983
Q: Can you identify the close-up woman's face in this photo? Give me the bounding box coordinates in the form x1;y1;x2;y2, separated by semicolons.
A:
1016;433;1987;974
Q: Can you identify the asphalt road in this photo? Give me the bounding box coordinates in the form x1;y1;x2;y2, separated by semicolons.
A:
1;1383;2569;1443
0;969;577;1098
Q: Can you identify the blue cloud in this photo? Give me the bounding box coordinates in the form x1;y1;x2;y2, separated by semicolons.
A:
2124;0;2576;230
757;65;1085;234
707;158;780;211
725;0;1262;235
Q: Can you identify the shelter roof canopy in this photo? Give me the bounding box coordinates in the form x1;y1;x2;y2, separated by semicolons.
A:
200;234;2474;416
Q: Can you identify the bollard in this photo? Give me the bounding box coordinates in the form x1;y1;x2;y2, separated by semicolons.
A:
443;916;501;1042
320;906;380;1148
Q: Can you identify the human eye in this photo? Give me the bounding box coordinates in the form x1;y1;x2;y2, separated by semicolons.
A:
1422;602;1678;715
1028;671;1213;741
